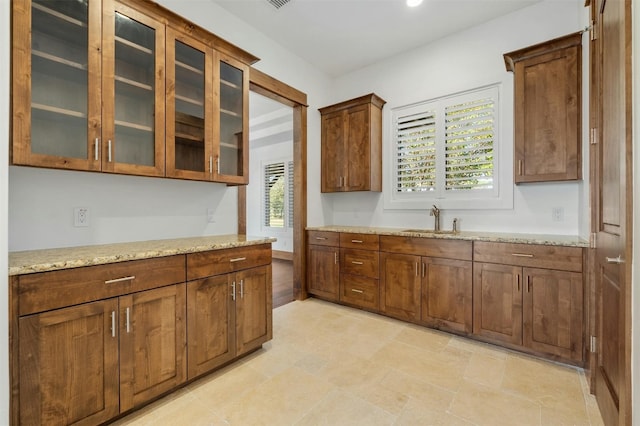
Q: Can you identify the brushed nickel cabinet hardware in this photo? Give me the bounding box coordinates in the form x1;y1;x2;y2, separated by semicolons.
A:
94;138;99;161
125;307;130;333
415;262;419;276
334;252;338;264
526;276;531;293
351;289;364;294
230;257;246;263
590;336;597;353
605;255;625;264
517;274;521;291
108;140;112;162
315;237;327;240
231;281;236;301
422;262;426;278
512;253;534;258
351;261;364;265
351;239;363;243
105;275;135;284
518;159;523;175
240;279;244;298
217;157;220;173
111;311;116;338
209;156;213;174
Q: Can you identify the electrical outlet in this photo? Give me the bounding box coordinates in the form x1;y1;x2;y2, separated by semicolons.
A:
207;208;216;223
74;207;90;227
552;207;564;222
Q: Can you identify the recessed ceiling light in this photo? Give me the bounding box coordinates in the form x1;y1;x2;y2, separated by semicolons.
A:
407;0;423;7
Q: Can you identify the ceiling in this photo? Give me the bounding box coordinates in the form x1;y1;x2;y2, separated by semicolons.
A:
211;0;543;78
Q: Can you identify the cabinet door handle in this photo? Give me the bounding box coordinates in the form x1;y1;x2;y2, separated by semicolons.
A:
110;311;116;338
231;281;236;301
422;262;426;278
512;253;534;258
240;279;244;298
334;252;338;264
94;138;99;161
230;257;246;263
518;159;523;176
351;261;364;265
415;262;419;277
217;157;221;173
605;255;625;264
125;307;131;333
351;289;364;294
209;156;213;174
105;275;135;284
526;276;531;293
351;239;363;244
517;274;521;292
108;140;112;162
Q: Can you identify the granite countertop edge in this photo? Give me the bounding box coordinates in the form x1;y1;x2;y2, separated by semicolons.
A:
306;226;589;248
9;235;277;276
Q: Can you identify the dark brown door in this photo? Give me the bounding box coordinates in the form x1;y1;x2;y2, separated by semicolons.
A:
236;265;272;355
592;0;632;423
320;110;346;192
344;104;369;190
307;244;340;300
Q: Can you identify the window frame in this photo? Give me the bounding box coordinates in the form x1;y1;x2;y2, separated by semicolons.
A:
261;158;294;232
385;83;513;210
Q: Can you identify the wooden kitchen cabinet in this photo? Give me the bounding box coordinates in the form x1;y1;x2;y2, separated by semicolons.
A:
473;241;584;363
380;236;473;332
12;0;254;183
319;94;386;192
119;284;187;412
307;231;340;301
339;233;380;311
14;255;187;425
504;32;582;183
186;246;272;379
19;300;120;426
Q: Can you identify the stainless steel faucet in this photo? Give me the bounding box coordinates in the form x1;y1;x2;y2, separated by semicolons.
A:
430;205;440;231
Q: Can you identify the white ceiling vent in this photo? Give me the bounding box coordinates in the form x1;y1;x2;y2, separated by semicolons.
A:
266;0;291;9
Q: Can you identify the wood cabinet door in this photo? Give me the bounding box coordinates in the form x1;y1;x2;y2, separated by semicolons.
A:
166;28;214;181
235;265;272;355
344;104;370;191
19;300;119;426
473;262;523;345
307;244;339;301
102;0;166;177
523;267;583;362
421;257;473;333
320;110;346;192
186;275;235;379
380;252;421;322
12;0;102;171
119;284;186;412
213;54;250;184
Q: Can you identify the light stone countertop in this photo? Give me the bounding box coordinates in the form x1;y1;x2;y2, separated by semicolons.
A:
9;235;277;276
307;225;589;248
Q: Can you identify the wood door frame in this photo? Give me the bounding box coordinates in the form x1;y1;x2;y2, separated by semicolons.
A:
587;0;633;423
240;68;308;300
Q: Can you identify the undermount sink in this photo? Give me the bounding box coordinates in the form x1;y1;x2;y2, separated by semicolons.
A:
402;229;458;235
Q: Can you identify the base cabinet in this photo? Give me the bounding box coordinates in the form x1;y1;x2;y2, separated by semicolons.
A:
19;300;120;426
380;252;421;322
307;231;340;301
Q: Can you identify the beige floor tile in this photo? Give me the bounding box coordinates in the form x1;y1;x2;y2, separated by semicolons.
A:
352;381;410;415
464;352;506;388
447;335;509;360
393;324;452;353
319;356;390;391
449;380;541;426
372;340;470;392
295;389;396;425
395;397;476;426
379;370;456;413
217;366;334;425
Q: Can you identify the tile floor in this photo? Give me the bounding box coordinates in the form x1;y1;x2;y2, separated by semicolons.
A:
114;298;604;426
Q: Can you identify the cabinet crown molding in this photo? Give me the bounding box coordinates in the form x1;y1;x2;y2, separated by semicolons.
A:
503;31;583;72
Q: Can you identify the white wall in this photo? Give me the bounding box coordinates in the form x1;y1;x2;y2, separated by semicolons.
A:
1;0;9;421
328;1;590;237
247;140;294;252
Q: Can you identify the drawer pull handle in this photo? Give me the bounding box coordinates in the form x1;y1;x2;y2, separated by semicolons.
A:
110;311;116;338
315;237;327;240
511;253;534;258
351;239;363;243
231;281;236;301
605;255;625;264
351;289;364;294
240;279;244;298
230;257;246;263
105;275;135;284
351;261;364;265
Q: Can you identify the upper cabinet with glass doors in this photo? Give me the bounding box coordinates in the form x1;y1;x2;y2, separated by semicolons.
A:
12;0;256;184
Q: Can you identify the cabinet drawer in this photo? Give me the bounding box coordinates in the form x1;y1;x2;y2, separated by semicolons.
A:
187;244;271;280
340;233;379;250
308;231;339;247
474;242;582;272
18;255;186;316
340;274;379;311
379;235;472;261
340;248;379;278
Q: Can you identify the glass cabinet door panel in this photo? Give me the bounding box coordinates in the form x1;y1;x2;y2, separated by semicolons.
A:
13;0;100;170
113;11;155;166
102;1;165;176
216;58;248;183
174;39;207;174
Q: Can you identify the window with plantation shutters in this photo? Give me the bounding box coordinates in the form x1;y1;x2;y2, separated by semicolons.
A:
391;85;505;209
263;160;293;229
